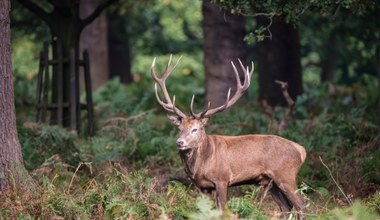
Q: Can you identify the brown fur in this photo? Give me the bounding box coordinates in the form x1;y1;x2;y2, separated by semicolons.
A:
172;117;307;219
152;57;306;219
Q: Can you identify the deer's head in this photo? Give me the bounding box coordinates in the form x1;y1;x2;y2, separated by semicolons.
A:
151;55;254;150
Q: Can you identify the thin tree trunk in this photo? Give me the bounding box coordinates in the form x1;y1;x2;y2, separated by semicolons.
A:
321;31;338;82
0;0;33;191
50;20;81;127
377;46;380;130
80;0;109;90
376;12;380;131
256;17;303;106
203;0;248;107
107;11;133;84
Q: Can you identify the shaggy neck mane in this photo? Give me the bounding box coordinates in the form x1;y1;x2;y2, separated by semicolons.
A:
179;134;212;178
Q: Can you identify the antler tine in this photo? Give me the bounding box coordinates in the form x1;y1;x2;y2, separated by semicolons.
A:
231;61;242;88
172;95;185;118
190;94;212;118
151;56;187;118
202;88;231;117
205;88;231;115
154;83;174;112
223;60;251;108
200;60;253;118
150;57;158;80
162;54;182;78
238;59;254;88
200;101;211;118
190;95;197;117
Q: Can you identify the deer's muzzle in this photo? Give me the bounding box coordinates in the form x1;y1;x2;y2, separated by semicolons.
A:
176;139;186;150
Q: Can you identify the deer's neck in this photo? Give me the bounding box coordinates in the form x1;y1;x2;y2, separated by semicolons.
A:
179;134;212;179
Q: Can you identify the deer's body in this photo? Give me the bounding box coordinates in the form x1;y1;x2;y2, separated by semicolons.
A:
151;56;306;219
181;134;306;189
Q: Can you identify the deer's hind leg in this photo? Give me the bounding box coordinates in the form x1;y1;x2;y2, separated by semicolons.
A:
270;183;293;218
274;177;306;220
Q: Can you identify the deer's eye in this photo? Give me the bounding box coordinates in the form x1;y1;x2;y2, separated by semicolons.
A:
191;128;198;133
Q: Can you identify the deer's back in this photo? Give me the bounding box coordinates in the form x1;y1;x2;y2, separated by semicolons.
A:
208;134;306;184
210;134;305;162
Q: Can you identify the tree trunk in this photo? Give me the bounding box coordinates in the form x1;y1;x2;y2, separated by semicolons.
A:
321;31;338;82
80;0;109;90
107;11;133;84
256;18;303;107
203;0;248;107
377;46;380;130
49;19;82;127
17;0;115;130
0;0;32;191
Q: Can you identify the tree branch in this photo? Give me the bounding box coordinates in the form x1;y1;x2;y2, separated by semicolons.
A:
16;0;51;23
80;0;117;29
319;156;353;206
275;80;295;133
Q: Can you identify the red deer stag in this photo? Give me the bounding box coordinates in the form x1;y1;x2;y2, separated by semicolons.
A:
151;56;307;219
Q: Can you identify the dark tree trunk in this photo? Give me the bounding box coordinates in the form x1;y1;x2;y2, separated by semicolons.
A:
377;46;380;130
203;0;248;107
0;0;32;191
49;18;82;126
321;31;338;82
80;0;109;90
256;18;303;107
17;0;116;128
107;11;133;84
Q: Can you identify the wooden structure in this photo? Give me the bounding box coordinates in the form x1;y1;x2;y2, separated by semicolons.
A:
35;41;95;136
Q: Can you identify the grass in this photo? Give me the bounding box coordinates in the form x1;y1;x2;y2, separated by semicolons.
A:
2;77;380;219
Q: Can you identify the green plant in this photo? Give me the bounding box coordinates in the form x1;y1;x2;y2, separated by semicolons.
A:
160;181;196;219
189;195;224;220
228;192;267;219
367;191;380;213
361;148;380;184
19;124;80;170
318;201;380;220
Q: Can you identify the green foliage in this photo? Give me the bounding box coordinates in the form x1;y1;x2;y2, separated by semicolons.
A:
318;201;380;220
79;109;179;164
11;36;39;108
161;181;197;218
299;8;379;85
212;0;379;20
18;124;80;170
102;170;155;218
213;0;380;79
92;78;153;117
11;0;50;41
189;195;225;219
122;0;202;54
45;192;86;219
367;191;380;212
228;192;267;219
361;148;380;184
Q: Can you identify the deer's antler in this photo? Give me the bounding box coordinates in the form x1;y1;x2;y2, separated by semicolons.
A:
151;55;187;119
190;59;254;119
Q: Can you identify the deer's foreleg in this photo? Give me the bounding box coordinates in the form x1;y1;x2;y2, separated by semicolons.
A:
215;182;228;209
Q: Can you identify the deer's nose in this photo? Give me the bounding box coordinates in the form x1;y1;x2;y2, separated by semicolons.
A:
176;140;185;148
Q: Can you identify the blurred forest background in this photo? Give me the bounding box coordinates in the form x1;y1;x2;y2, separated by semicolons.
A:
1;0;380;219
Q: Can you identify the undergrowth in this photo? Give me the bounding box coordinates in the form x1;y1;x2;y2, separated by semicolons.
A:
2;77;380;219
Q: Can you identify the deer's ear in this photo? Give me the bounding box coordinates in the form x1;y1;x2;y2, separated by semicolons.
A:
200;117;209;125
167;115;181;126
